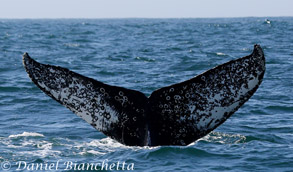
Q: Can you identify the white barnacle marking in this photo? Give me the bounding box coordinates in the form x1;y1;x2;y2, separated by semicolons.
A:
174;95;181;100
188;105;196;114
193;73;260;130
166;96;170;101
49;68;56;73
36;73;120;132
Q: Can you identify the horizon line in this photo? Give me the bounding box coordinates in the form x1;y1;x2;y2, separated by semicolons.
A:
0;16;292;20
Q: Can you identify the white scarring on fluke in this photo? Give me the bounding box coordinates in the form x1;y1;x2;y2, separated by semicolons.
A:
23;44;265;146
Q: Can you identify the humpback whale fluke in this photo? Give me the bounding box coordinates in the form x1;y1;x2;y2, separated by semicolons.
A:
23;45;265;146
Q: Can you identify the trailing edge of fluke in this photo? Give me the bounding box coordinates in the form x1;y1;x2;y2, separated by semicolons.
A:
23;45;265;146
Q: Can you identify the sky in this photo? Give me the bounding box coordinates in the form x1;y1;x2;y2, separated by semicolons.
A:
0;0;292;18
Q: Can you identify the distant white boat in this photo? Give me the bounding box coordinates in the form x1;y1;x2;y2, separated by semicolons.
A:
265;19;271;24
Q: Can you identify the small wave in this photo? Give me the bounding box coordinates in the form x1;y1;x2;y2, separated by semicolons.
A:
1;135;61;158
74;137;160;156
265;105;293;112
216;52;226;56
63;137;152;157
84;137;130;151
17;140;61;157
69;137;128;156
64;43;80;47
198;131;246;144
82;150;106;155
0;86;21;92
145;146;216;158
20;149;62;158
8;132;44;138
134;56;155;62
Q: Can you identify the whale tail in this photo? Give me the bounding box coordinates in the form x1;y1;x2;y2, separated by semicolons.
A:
23;45;265;146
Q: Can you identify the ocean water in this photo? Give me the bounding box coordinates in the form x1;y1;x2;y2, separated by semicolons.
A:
0;18;292;171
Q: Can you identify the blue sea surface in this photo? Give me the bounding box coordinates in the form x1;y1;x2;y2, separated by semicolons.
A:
0;18;292;172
